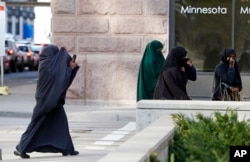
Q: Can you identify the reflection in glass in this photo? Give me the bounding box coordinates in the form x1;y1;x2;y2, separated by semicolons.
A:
175;0;232;72
235;0;250;72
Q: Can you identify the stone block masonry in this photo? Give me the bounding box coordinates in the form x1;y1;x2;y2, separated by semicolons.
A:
51;0;169;105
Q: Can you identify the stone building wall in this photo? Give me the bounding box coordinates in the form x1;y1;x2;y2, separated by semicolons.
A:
50;0;169;105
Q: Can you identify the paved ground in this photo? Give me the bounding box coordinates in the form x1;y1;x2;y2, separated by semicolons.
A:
0;84;136;162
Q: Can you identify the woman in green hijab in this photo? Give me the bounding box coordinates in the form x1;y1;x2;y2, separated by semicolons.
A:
137;40;165;101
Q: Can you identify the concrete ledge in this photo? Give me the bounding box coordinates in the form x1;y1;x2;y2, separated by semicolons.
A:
136;100;250;131
98;115;176;162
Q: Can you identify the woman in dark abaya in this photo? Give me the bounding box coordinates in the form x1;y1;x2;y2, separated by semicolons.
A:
212;48;242;101
14;45;79;158
153;46;196;100
137;40;165;101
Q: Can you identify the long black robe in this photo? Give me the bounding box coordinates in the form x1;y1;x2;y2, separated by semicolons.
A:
153;66;196;100
153;46;196;100
16;45;79;154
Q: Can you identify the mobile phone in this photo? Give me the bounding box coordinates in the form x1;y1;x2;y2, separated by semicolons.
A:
72;54;77;62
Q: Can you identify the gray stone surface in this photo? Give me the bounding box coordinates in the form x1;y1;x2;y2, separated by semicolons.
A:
137;100;250;131
98;116;175;162
51;0;169;103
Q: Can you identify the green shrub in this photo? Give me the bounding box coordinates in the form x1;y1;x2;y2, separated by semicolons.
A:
169;109;250;162
150;152;161;162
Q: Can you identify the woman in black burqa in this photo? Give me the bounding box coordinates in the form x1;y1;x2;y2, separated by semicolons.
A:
14;45;79;158
212;48;242;101
153;46;196;100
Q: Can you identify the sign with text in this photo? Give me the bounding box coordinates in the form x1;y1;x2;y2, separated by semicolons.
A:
230;146;250;162
0;2;6;56
175;0;250;72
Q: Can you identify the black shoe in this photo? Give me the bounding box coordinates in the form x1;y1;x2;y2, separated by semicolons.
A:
62;150;79;156
14;150;30;159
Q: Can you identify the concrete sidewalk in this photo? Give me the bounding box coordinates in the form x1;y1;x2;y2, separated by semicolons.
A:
0;84;136;161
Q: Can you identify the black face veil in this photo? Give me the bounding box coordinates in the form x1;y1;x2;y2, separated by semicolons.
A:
161;46;187;71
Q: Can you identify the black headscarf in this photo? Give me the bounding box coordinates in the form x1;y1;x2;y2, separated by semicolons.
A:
221;48;235;65
161;46;187;71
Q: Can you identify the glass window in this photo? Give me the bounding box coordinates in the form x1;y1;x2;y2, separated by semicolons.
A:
235;0;250;72
175;0;232;72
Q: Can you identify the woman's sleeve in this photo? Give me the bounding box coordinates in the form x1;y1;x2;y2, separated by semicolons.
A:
216;64;235;85
186;66;197;81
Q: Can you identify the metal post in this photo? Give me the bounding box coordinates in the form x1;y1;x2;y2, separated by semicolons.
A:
231;0;235;48
168;0;176;52
0;148;2;160
0;56;3;86
0;1;5;87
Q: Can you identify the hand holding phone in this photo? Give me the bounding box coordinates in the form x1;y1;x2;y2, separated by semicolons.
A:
229;57;235;67
69;54;77;69
186;58;193;67
72;54;77;63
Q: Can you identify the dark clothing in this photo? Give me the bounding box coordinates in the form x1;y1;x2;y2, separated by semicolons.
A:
16;45;79;154
154;46;196;100
212;48;242;101
154;66;196;100
137;40;165;101
161;46;188;70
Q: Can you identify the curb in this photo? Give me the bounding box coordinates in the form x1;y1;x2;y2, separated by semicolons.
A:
0;111;32;118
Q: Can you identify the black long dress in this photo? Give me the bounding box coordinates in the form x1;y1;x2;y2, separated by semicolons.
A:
16;45;79;154
153;46;196;100
153;66;196;100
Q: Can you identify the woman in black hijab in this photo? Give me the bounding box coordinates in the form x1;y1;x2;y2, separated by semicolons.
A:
153;46;196;100
14;45;79;158
212;48;242;101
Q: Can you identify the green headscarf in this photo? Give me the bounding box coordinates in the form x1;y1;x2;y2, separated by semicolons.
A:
137;40;165;101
